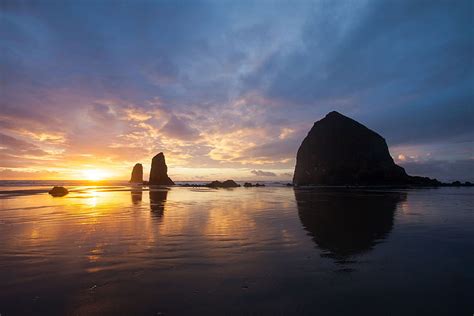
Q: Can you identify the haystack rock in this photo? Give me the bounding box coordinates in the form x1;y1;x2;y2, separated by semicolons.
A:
129;163;143;183
293;111;439;186
149;152;174;185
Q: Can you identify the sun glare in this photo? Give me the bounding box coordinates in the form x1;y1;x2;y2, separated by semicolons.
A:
82;169;108;181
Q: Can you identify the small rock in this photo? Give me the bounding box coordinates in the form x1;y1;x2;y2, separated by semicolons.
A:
48;186;68;197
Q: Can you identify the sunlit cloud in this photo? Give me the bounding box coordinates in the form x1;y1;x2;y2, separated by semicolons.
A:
160;115;200;140
279;128;295;140
122;107;153;122
251;170;277;177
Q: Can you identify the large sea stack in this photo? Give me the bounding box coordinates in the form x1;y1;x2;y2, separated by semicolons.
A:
293;111;439;186
149;152;174;185
129;163;143;183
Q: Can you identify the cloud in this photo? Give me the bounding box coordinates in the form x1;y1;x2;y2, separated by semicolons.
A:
122;107;153;122
0;168;61;180
0;133;50;157
400;159;474;182
238;126;308;166
0;1;472;179
251;169;277;177
244;0;474;146
160;115;200;140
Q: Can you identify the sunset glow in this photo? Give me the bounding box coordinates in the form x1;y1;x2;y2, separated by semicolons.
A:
0;1;472;182
81;169;110;181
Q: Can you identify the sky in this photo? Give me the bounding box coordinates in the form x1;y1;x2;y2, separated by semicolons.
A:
1;0;473;182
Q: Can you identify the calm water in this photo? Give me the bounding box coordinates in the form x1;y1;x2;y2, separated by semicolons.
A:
0;183;473;315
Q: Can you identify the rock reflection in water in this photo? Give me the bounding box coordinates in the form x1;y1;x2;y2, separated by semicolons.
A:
131;186;143;204
149;189;168;218
295;189;405;262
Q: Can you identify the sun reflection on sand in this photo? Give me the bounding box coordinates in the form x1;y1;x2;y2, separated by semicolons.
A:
203;204;257;237
0;187;300;257
88;245;104;263
84;190;98;208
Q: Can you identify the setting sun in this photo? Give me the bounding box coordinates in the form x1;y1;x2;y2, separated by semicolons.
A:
82;169;109;181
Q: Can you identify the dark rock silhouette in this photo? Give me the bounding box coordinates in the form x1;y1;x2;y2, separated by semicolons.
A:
295;188;405;262
408;175;441;186
293;111;440;186
149;152;174;185
129;163;143;183
206;180;240;188
48;186;68;197
243;182;266;187
443;180;473;186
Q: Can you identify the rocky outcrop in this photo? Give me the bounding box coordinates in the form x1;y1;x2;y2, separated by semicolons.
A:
206;180;240;188
243;182;265;187
49;186;68;197
149;152;174;185
129;163;143;183
293;111;439;186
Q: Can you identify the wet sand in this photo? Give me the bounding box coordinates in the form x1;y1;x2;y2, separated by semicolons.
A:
0;185;473;315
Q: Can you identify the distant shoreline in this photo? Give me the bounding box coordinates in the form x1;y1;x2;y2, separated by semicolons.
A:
1;183;472;200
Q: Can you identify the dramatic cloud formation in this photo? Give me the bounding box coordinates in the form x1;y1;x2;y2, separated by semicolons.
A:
1;0;472;181
251;170;277;177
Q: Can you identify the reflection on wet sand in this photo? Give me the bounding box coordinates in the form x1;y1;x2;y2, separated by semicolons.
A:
295;189;406;262
131;187;143;204
149;188;168;218
1;186;473;315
